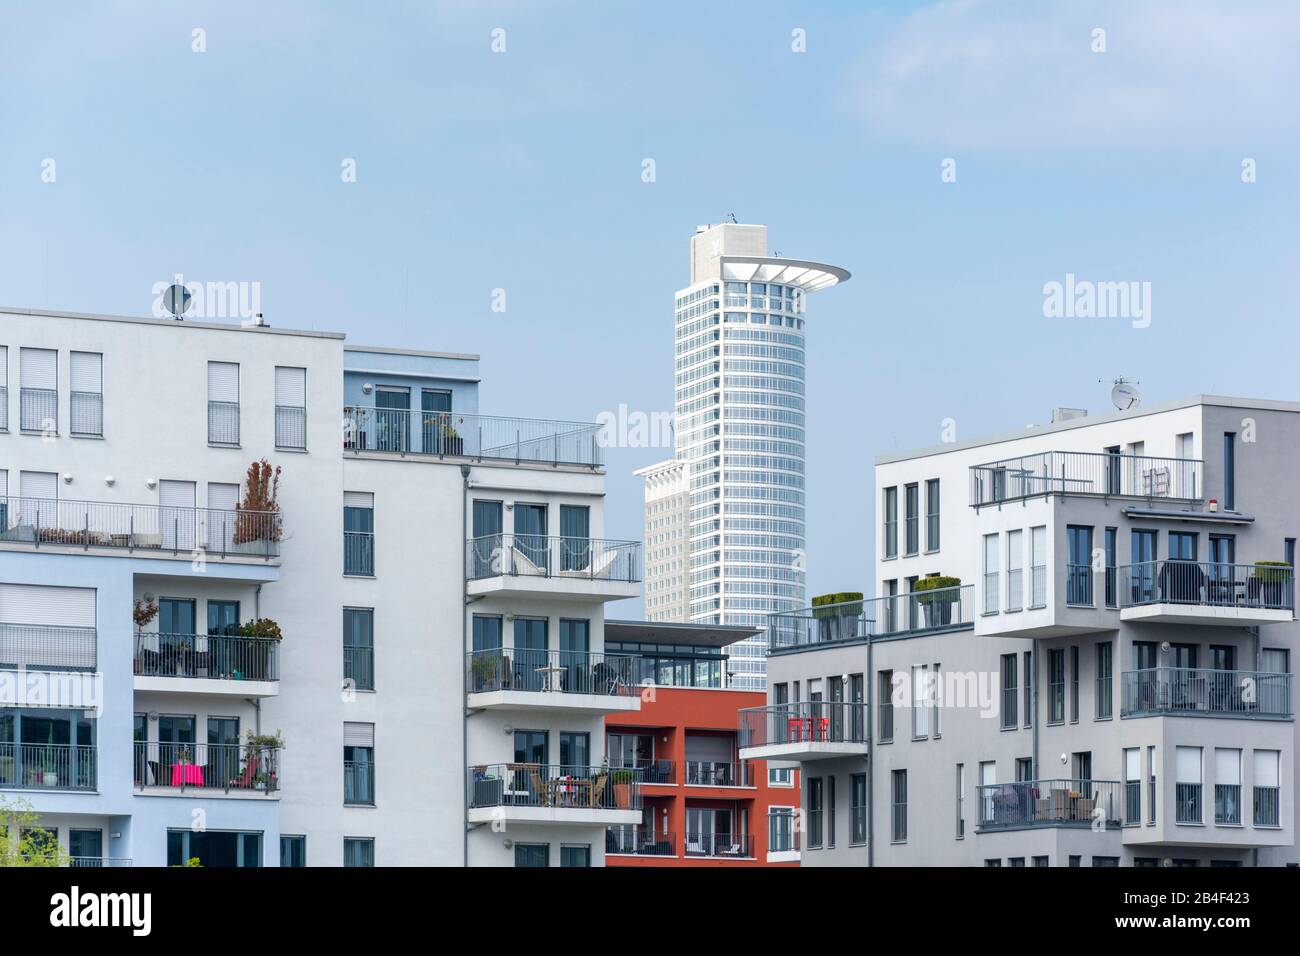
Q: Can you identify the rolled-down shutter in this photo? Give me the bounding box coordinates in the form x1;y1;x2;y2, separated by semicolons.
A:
344;722;374;748
207;361;239;402
20;470;57;500
70;351;102;392
275;367;306;407
0;584;96;672
343;492;374;510
0;345;8;386
1254;751;1280;788
1176;747;1201;784
20;348;56;389
0;584;95;626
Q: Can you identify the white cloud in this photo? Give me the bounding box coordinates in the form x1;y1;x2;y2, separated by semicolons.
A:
844;0;1300;152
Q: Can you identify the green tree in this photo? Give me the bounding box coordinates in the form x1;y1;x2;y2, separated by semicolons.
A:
0;797;71;867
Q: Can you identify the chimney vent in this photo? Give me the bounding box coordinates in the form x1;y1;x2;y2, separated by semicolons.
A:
1052;407;1087;423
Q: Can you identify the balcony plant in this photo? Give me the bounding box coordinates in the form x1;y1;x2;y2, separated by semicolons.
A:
232;459;282;552
811;592;864;643
914;575;962;628
133;598;159;631
470;651;504;692
236;618;282;680
0;799;70;867
442;418;464;456
1250;561;1291;606
611;768;636;808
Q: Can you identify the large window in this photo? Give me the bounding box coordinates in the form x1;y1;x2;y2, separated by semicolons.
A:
343;493;375;576
882;487;898;559
19;347;57;433
904;483;919;555
1095;642;1113;719
1000;654;1017;729
925;479;940;551
343;722;375;806
769;807;797;852
911;664;931;739
982;534;1000;614
877;670;894;742
274;366;307;449
1124;748;1141;825
1215;749;1241;825
343;608;374;691
560;845;590;868
1253;750;1280;827
891;770;907;843
1030;526;1047;607
69;351;103;437
1048;649;1065;723
206;360;240;445
851;773;867;844
168;829;261;867
1006;529;1023;611
807;778;824;848
1176;746;1202;824
1066;525;1094;605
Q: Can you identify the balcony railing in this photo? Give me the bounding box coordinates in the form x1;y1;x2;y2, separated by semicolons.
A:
607;827;676;856
685;832;752;858
1254;786;1280;827
133;633;280;682
275;405;307;449
1122;668;1292;719
343;407;604;468
207;400;240;445
134;742;280;794
466;764;642;812
466;535;641;584
0;496;281;558
343;531;374;575
1117;561;1294;612
769;814;801;853
344;645;374;691
610;760;674;784
739;701;869;749
766;585;973;650
0;743;97;791
977;778;1121;831
466;649;636;697
69;857;133;867
0;622;97;671
970;450;1202;507
344;760;374;805
70;391;103;437
0;384;7;430
685;760;753;787
20;387;56;432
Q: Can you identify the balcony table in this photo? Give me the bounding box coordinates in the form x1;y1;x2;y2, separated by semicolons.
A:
535;664;566;692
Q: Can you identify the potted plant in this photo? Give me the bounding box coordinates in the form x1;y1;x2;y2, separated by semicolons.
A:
442;419;464;456
1250;561;1291;607
470;651;503;691
237;618;283;680
914;575;962;627
811;592;864;643
611;768;636;808
231;459;283;555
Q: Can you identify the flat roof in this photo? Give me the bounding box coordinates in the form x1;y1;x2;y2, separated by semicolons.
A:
875;394;1300;466
0;305;346;340
605;619;760;650
345;344;480;362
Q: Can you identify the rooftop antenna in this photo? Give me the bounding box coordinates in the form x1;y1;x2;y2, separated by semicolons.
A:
1103;376;1142;410
726;212;738;224
162;282;192;321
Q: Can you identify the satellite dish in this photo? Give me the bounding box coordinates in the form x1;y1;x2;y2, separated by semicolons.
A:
163;283;192;320
1111;381;1141;410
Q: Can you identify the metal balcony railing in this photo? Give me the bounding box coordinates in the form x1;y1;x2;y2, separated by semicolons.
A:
1117;561;1294;611
609;759;674;784
1254;786;1280;827
69;857;133;867
685;760;752;787
343;407;604;468
0;495;281;558
739;701;869;749
466;649;636;697
133;633;280;682
20;387;56;432
766;585;973;650
977;778;1121;831
275;405;307;449
466;535;641;583
343;531;374;575
685;832;752;858
769;813;801;853
70;391;102;437
134;742;280;794
970;450;1202;507
344;645;374;690
0;622;97;671
344;760;375;805
0;385;7;431
606;827;676;856
0;742;97;791
1122;668;1292;718
207;400;240;445
466;764;642;812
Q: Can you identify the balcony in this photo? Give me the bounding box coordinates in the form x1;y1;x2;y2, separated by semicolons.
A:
343;407;604;468
134;742;280;797
465;649;642;714
970;450;1202;508
0;743;96;792
738;701;869;763
607;827;676;857
685;760;753;788
466;764;642;826
68;857;132;867
1117;561;1294;625
1122;668;1292;719
133;633;280;697
0;496;281;560
465;535;641;601
768;585;974;652
685;831;753;859
977;779;1122;832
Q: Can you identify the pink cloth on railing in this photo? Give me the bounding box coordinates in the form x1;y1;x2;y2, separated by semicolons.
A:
171;763;203;786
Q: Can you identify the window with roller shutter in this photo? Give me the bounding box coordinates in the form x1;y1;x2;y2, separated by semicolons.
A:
207;361;240;445
70;351;103;437
274;366;306;449
19;347;57;433
0;344;8;432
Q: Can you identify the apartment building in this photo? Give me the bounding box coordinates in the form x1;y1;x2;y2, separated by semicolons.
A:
602;619;799;866
635;459;688;622
0;306;644;867
740;396;1298;867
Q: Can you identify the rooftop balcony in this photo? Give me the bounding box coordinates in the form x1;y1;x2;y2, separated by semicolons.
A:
1122;667;1292;719
134;741;280;797
738;701;869;763
133;633;280;698
1116;561;1294;626
969;450;1202;508
466;764;642;826
0;743;96;792
0;496;281;560
465;649;642;715
465;534;641;602
343;406;604;469
767;585;974;652
977;779;1122;832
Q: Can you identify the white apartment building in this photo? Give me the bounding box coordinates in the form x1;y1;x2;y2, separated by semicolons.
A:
635;458;688;622
740;396;1299;867
660;222;848;690
0;306;645;867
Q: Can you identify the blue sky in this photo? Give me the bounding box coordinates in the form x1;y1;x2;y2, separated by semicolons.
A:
2;1;1298;611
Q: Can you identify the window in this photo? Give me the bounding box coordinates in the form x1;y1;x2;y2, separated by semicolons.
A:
1095;642;1113;719
1253;750;1280;827
1124;748;1141;825
274;366;307;449
1176;746;1202;824
955;764;965;838
807;778;824;848
1148;745;1157;824
343;608;374;691
769;808;796;852
1066;525;1093;605
1223;432;1236;510
904;483;919;555
168;830;262;867
1008;857;1025;867
826;776;837;848
1030;526;1047;607
1023;651;1033;728
344;492;375;576
925;479;940;551
207;361;240;445
560;845;590;867
851;773;867;844
0;344;7;431
1068;856;1081;867
1092;856;1119;867
982;534;999;613
1070;646;1079;722
19;347;57;433
1000;654;1017;729
877;670;894;742
882;487;898;559
911;664;931;738
68;828;101;866
1215;749;1241;825
891;770;907;842
343;838;374;867
69;351;102;437
1006;529;1023;611
1104;527;1117;607
1048;649;1065;723
343;722;375;805
1134;857;1159;867
1033;856;1049;867
280;835;306;867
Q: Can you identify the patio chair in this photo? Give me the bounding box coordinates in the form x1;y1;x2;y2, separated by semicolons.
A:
528;769;551;806
230;753;259;791
589;774;608;808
